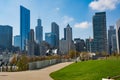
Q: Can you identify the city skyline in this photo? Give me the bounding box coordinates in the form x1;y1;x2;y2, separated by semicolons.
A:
0;0;120;39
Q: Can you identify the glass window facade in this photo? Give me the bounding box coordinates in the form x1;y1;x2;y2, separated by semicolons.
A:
0;25;13;51
20;6;30;51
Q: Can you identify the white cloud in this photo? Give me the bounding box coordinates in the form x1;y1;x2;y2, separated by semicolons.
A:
74;21;91;29
89;0;120;11
56;7;60;11
62;16;74;25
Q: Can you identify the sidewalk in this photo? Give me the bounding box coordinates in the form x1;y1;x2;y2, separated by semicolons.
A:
0;62;73;80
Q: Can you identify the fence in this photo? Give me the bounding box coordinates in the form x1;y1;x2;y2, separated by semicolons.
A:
28;59;61;70
28;59;73;70
0;66;18;72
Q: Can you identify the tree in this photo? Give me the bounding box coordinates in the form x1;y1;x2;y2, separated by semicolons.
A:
69;50;80;59
10;54;17;66
16;55;28;71
80;52;90;61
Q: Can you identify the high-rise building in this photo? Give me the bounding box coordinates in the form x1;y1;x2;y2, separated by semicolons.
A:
108;26;116;54
64;24;72;41
111;35;117;53
93;12;107;54
0;25;13;51
14;35;21;48
59;24;74;54
35;19;43;44
86;38;96;53
45;33;56;48
20;6;30;51
64;24;73;51
59;40;69;54
116;19;120;54
28;29;34;56
51;22;59;48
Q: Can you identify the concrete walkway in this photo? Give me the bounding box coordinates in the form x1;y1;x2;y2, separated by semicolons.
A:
0;62;73;80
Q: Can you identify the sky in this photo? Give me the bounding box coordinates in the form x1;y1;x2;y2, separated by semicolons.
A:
0;0;120;40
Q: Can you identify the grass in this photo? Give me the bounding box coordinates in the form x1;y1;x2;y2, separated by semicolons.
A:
50;56;120;80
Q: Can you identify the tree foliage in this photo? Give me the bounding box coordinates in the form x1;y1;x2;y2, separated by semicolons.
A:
16;55;28;71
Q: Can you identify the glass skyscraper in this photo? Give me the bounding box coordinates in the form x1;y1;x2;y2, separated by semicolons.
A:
14;35;21;48
45;33;56;48
35;19;43;44
93;12;107;54
20;6;30;51
51;22;59;48
108;26;116;54
0;25;13;51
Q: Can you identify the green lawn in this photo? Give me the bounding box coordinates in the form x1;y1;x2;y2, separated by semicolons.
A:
50;57;120;80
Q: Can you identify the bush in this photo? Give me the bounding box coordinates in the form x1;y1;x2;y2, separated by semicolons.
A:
16;55;28;71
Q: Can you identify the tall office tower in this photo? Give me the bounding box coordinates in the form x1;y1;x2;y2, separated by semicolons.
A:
93;12;107;54
86;38;96;53
64;24;73;51
59;39;69;54
35;19;43;44
45;33;56;48
108;26;116;54
20;6;30;51
64;24;72;41
116;19;120;54
14;35;21;48
111;35;117;53
51;22;59;48
0;25;13;51
28;29;34;56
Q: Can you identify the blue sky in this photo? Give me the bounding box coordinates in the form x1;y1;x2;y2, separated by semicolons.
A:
0;0;120;40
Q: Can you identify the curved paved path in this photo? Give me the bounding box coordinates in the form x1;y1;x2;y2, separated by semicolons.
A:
0;62;73;80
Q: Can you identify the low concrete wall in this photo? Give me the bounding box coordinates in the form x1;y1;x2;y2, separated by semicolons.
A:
29;59;60;70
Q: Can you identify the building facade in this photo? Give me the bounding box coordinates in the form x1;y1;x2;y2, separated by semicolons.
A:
45;33;56;48
14;35;21;49
93;12;107;54
20;6;30;51
86;38;96;53
0;25;13;51
64;24;73;51
35;19;43;44
108;26;116;54
116;19;120;54
111;35;117;53
28;29;35;56
51;22;59;48
59;40;69;55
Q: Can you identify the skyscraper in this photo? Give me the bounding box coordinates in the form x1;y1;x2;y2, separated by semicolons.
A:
64;24;72;41
63;24;73;52
45;33;56;48
116;19;120;54
51;22;59;48
14;35;21;48
20;6;30;51
108;26;116;54
35;19;43;44
0;25;13;51
93;12;107;54
28;29;34;56
111;35;117;53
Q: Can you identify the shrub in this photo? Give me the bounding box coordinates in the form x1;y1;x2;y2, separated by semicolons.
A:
16;55;28;71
